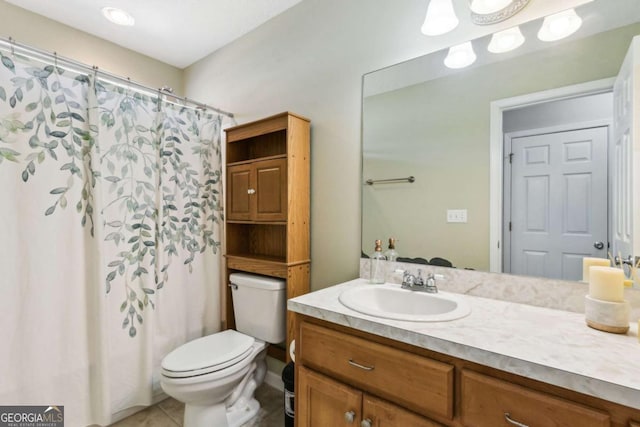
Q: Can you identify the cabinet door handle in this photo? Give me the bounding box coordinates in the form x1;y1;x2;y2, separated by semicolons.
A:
348;359;375;371
504;413;528;427
247;188;256;194
344;410;356;423
361;418;373;427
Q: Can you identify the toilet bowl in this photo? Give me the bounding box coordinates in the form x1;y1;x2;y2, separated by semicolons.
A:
160;273;286;427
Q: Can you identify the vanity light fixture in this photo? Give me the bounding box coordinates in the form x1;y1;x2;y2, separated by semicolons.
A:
444;41;477;69
488;26;525;53
101;7;135;26
470;0;513;15
537;8;582;42
470;0;530;26
421;0;459;36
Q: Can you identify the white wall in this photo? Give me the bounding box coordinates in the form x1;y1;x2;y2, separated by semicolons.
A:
185;0;594;290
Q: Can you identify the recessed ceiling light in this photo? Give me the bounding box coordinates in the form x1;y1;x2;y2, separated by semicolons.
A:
101;7;135;26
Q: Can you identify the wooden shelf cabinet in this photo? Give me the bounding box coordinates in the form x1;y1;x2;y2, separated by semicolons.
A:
295;315;640;427
224;112;310;362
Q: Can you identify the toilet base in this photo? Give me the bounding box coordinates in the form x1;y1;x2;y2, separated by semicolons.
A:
178;347;267;427
183;397;259;427
227;397;260;427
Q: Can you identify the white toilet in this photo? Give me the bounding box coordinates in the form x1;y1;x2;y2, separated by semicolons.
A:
160;272;286;427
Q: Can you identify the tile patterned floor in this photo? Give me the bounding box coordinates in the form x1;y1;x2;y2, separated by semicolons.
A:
110;383;284;427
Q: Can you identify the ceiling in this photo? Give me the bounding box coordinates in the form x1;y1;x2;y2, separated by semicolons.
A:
4;0;304;68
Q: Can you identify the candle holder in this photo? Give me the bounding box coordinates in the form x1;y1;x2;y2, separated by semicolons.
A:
584;295;630;334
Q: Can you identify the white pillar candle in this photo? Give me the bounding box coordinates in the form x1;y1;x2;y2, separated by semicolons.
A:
582;257;611;282
588;266;625;302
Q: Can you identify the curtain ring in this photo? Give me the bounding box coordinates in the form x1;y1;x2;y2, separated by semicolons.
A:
9;36;15;57
53;52;58;68
157;88;163;112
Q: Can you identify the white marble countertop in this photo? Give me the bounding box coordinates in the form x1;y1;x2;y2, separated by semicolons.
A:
288;278;640;410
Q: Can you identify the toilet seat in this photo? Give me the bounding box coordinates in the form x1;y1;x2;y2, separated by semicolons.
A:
162;330;255;379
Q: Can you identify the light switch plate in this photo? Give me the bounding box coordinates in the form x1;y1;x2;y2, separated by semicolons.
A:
447;209;467;223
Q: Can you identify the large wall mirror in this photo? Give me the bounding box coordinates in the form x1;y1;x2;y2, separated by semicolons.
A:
361;0;640;282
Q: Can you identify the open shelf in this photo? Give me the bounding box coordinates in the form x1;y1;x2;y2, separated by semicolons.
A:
226;223;286;258
227;130;287;164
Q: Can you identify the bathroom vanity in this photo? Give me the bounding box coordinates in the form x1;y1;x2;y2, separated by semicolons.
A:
289;279;640;427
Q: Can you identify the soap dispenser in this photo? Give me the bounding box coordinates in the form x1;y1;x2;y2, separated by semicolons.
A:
369;239;386;284
384;237;399;262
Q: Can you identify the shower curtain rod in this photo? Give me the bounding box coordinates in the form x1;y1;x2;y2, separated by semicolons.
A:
0;37;234;119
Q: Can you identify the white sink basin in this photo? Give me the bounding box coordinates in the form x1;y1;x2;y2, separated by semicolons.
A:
338;284;471;322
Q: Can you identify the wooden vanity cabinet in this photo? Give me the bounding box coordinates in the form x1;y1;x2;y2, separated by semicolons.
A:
294;315;640;427
363;394;445;427
224;112;310;362
460;370;610;427
298;321;453;420
297;366;443;427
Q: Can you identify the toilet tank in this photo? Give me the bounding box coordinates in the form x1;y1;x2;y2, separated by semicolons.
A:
229;272;286;344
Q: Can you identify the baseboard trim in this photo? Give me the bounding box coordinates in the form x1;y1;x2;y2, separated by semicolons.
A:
109;391;169;424
264;370;284;391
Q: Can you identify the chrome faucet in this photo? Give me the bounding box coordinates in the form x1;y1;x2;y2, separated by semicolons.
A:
401;269;438;293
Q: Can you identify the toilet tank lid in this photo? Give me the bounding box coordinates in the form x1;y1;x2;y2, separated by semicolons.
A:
229;272;285;290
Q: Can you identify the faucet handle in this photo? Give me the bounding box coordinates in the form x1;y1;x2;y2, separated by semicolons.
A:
402;270;415;287
426;273;436;286
424;273;439;293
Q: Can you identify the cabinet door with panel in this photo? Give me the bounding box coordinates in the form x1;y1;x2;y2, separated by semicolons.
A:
226;158;287;222
298;366;442;427
362;394;444;427
227;163;252;221
297;366;362;427
254;158;287;221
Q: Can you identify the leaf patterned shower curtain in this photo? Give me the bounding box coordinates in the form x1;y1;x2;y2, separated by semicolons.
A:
0;48;222;425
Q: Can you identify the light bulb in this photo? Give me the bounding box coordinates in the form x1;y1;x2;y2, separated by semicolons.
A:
444;42;477;69
421;0;459;36
488;26;525;53
470;0;513;15
537;9;582;42
101;7;135;26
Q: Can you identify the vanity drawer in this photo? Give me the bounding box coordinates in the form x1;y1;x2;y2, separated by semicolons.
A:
461;370;610;427
298;321;454;420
